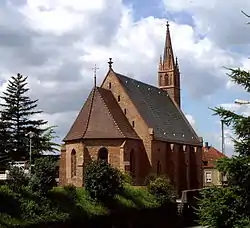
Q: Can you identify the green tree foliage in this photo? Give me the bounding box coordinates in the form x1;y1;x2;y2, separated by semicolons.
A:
0;120;11;167
6;156;57;196
198;186;249;228
85;160;123;201
0;73;59;161
7;166;29;193
198;66;250;227
147;177;176;204
29;156;57;195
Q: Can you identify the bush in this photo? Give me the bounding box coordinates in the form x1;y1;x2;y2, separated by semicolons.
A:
144;173;157;185
63;184;77;202
198;186;250;228
85;160;123;202
121;172;133;185
147;177;176;204
29;156;57;195
0;185;20;216
7;166;29;193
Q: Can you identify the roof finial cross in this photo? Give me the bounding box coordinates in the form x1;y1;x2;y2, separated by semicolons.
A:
108;58;113;69
166;21;169;28
92;64;99;87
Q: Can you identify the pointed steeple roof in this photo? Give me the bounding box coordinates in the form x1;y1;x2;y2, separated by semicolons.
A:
63;87;139;141
163;21;175;70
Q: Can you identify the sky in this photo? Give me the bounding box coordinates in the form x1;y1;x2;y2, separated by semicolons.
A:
0;0;250;156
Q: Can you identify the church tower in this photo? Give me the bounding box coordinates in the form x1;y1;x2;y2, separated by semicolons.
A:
158;22;181;108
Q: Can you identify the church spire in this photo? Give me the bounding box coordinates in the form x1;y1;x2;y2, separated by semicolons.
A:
158;21;181;108
163;21;175;70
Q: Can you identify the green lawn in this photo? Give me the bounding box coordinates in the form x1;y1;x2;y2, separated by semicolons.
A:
0;184;161;227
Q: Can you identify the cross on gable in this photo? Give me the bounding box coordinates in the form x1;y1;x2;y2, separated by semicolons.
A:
92;64;99;87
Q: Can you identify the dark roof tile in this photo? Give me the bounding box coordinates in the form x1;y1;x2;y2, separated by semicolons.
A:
115;72;201;145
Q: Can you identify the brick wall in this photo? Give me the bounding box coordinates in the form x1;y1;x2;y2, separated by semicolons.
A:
64;141;85;187
59;145;66;186
151;141;202;195
60;138;148;187
101;71;153;165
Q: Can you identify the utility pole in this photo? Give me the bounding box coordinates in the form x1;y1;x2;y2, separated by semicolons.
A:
221;120;225;154
26;131;34;175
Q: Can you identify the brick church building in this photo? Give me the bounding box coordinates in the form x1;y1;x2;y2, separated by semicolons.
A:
59;22;203;194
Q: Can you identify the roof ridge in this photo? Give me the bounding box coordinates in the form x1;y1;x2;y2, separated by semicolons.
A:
81;87;96;138
97;87;126;138
208;146;226;157
115;72;160;90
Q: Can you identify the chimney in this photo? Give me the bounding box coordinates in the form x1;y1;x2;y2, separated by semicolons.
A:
205;142;209;148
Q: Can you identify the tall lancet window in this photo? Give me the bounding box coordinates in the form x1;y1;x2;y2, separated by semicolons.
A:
162;74;167;85
71;149;77;177
157;161;161;176
169;74;172;85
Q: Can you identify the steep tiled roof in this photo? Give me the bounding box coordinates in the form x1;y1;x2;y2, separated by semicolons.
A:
202;146;227;168
64;87;139;141
115;73;201;145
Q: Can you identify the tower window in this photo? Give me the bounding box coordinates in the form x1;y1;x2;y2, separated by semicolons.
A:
109;82;111;89
124;108;127;115
118;95;120;102
132;121;135;128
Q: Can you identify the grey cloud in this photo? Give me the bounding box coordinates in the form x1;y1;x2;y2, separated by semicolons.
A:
83;2;123;46
181;59;227;98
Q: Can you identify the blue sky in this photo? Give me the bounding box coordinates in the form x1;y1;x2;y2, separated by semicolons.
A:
122;0;250;155
0;0;249;156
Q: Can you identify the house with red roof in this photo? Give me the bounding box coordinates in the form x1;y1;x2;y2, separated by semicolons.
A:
202;142;227;187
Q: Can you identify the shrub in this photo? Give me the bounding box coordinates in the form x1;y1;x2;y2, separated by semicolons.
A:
147;177;176;204
7;166;29;193
198;186;250;228
121;172;133;185
63;184;77;202
29;156;57;195
0;185;20;216
85;160;123;202
144;173;157;185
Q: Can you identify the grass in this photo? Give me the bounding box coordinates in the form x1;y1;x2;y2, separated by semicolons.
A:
52;184;160;215
0;184;161;227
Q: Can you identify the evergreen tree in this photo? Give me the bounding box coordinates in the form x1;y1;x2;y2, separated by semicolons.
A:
0;119;10;168
198;67;250;227
0;73;59;161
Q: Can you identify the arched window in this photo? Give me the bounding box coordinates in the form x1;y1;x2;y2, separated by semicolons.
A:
98;147;108;162
71;149;76;177
130;150;135;178
157;161;161;176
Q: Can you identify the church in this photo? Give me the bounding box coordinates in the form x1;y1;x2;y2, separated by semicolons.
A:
59;22;203;195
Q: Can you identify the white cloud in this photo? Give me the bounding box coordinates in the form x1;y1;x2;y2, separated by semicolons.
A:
0;0;248;146
163;0;250;48
220;102;250;116
213;102;250;156
185;114;195;127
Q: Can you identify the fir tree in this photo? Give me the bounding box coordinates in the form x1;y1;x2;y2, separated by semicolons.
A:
0;119;10;168
198;67;250;227
0;73;59;161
